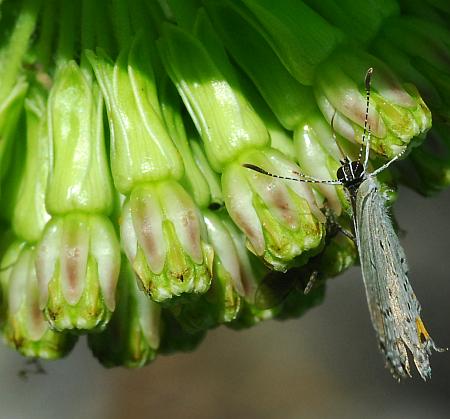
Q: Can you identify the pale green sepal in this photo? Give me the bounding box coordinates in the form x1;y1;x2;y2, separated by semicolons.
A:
159;79;211;208
0;79;28;190
12;86;51;242
46;61;114;215
158;23;269;172
87;37;183;195
204;0;316;130
189;140;223;208
240;0;343;85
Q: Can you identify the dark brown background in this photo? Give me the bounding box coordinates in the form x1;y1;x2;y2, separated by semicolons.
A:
1;186;449;419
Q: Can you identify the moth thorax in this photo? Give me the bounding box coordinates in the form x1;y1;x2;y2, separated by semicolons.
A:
336;160;365;188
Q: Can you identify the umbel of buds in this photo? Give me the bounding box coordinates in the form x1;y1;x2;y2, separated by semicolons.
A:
0;0;447;369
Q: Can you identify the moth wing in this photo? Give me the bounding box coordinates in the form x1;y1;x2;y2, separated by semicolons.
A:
355;178;438;380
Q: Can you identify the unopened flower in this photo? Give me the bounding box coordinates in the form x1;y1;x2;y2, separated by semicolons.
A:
36;213;120;331
120;181;213;302
1;242;77;358
89;258;161;368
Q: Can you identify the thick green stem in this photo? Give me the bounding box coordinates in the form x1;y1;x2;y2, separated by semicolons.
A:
129;0;156;39
93;1;115;54
109;0;133;50
80;0;96;81
142;0;166;35
35;0;56;69
55;0;78;68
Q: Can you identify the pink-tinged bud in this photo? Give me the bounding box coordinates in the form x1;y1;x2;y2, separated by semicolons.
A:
1;242;77;359
224;148;326;272
89;258;161;368
36;213;120;332
120;180;213;303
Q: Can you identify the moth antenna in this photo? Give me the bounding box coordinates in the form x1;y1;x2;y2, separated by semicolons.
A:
358;67;373;165
242;164;341;185
370;146;408;177
363;125;371;170
331;112;347;163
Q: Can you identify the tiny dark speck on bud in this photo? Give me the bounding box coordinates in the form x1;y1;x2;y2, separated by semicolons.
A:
208;202;222;211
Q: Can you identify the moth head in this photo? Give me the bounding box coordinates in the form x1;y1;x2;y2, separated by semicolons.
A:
336;160;364;183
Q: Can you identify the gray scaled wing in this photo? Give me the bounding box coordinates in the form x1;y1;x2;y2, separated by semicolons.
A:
355;177;441;380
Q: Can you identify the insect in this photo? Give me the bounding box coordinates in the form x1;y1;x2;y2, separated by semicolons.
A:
244;68;443;380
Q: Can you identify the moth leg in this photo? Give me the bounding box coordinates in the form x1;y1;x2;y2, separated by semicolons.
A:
326;216;356;243
18;358;46;381
336;224;356;243
303;271;318;295
323;206;356;243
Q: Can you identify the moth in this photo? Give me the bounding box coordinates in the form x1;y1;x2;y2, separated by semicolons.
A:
244;68;443;380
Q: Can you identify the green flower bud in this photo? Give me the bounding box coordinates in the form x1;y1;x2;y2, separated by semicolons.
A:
273;277;326;321
218;213;270;303
265;118;296;160
158;64;223;210
169;209;245;332
46;61;114;215
0;107;26;223
0;0;40;103
158;22;269;172
398;0;448;26
158;310;206;355
87;35;183;195
315;49;432;159
1;240;24;326
372;16;450;120
227;302;278;330
398;123;450;196
89;258;161;368
302;0;399;46
204;0;316;130
1;242;77;359
0;78;28;195
36;213;120;332
233;222;356;327
294;110;357;215
189;139;224;208
120;180;213;302
12;86;50;242
159;78;213;208
224;148;325;271
161;0;201;30
231;69;297;159
203;210;246;298
239;0;343;85
420;0;450;15
317;232;357;279
240;269;317;326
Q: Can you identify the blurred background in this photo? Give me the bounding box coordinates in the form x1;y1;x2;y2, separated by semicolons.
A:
0;186;449;419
